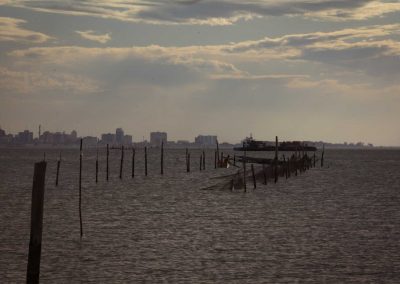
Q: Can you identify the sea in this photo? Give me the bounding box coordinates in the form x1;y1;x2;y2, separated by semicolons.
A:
0;148;399;283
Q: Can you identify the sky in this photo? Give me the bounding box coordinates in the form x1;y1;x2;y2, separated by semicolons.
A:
0;0;399;146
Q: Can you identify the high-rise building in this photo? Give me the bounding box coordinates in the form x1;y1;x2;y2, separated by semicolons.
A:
116;128;124;144
101;133;116;145
150;132;167;146
195;135;217;146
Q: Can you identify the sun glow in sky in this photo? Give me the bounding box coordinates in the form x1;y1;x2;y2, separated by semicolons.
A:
0;1;400;145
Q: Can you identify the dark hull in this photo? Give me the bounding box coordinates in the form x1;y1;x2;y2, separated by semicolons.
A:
234;146;317;152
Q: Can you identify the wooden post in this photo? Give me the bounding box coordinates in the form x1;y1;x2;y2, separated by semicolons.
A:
55;152;61;187
199;154;202;171
214;150;217;169
161;142;164;175
119;145;124;179
274;136;278;183
132;148;135;178
26;161;47;284
251;164;256;189
95;148;98;183
79;139;83;238
321;144;325;167
187;153;191;172
145;146;148;176
202;150;205;170
216;140;220;164
262;164;267;185
243;149;247;192
233;155;236;166
313;152;316;168
106;144;109;181
186;148;189;171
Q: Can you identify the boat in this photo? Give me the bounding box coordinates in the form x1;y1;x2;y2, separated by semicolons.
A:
234;137;317;152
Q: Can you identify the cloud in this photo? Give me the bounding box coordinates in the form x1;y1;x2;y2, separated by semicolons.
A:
0;16;51;43
76;30;111;43
2;1;400;25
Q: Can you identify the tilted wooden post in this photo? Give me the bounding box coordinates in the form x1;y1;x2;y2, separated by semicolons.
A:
185;148;189;172
199;154;202;171
161;142;164;175
119;145;124;179
26;161;47;284
55;152;61;187
106;144;109;181
145;146;148;176
79;139;83;238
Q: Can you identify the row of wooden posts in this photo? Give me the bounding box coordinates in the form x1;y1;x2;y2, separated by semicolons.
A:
26;137;324;283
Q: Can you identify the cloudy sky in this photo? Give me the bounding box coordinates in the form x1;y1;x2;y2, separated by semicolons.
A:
0;0;399;145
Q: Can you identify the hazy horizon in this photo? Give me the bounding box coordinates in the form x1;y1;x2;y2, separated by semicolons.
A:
1;1;400;146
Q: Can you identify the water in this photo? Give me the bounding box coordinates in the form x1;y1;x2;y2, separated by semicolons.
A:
1;148;400;283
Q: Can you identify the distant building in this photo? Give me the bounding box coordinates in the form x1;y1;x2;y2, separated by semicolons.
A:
123;135;133;146
150;132;167;146
101;133;116;145
15;130;34;144
83;136;98;147
116;128;124;144
195;135;217;146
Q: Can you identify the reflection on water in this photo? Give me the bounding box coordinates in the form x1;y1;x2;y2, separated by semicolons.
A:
1;148;400;283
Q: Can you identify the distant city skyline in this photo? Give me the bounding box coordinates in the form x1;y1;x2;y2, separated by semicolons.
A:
1;1;400;146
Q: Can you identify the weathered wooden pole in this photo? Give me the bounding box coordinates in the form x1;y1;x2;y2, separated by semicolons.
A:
251;164;256;189
95;148;98;183
26;161;47;284
262;164;267;185
243;147;247;192
187;153;191;172
199;154;202;171
119;145;124;179
202;150;206;170
313;152;316;168
233;155;236;166
131;148;135;178
144;146;148;176
161;142;164;175
106;144;109;181
321;144;325;167
55;152;61;187
185;148;189;171
79;138;83;238
274;136;278;183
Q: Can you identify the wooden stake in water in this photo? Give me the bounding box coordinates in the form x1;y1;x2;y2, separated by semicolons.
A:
132;148;135;178
106;144;109;181
187;153;191;173
79;139;83;238
161;142;164;175
216;140;220;164
251;164;256;189
145;146;148;176
186;148;189;172
55;152;61;187
119;145;124;179
243;147;247;192
274;136;278;183
95;148;99;183
321;144;325;167
202;150;205;170
26;161;47;284
199;154;202;171
214;150;217;169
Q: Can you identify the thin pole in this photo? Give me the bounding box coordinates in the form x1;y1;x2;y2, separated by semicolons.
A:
79;138;83;238
132;148;135;178
202;150;205;170
243;147;247;192
55;152;61;187
145;146;148;176
119;145;124;179
95;148;98;183
26;161;47;284
161;142;164;175
106;144;109;181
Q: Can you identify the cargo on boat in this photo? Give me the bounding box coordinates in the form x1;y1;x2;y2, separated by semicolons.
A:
234;136;317;152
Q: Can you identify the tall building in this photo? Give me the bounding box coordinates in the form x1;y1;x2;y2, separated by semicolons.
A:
16;130;34;144
101;133;116;145
150;132;167;146
116;128;124;145
195;135;217;146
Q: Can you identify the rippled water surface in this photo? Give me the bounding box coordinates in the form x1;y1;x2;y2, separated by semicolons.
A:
1;148;400;283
